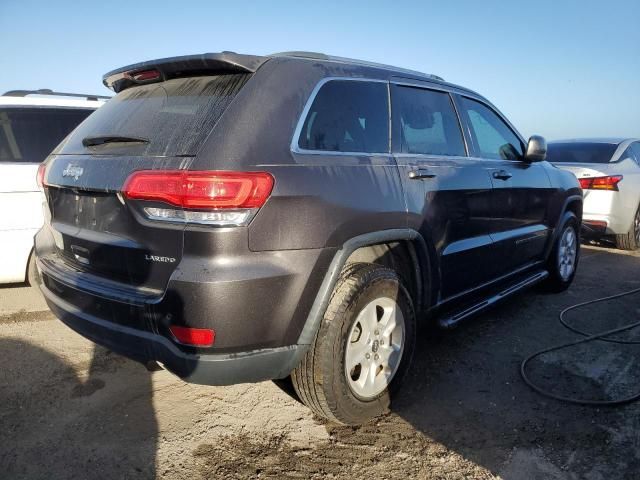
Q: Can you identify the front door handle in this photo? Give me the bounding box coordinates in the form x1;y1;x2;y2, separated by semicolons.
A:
409;169;437;180
492;170;513;181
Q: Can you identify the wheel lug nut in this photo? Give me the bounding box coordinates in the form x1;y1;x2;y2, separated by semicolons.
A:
374;330;379;336
374;354;379;361
365;353;371;359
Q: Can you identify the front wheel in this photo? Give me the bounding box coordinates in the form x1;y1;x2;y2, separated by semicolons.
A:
291;263;416;425
541;213;580;293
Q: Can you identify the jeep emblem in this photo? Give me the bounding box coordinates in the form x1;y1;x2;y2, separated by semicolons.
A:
62;164;84;180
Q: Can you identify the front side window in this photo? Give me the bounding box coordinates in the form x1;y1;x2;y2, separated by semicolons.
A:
0;107;93;163
460;97;524;160
393;86;465;156
298;80;389;153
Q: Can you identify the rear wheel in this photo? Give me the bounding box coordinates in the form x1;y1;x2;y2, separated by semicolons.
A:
291;263;416;425
615;205;640;251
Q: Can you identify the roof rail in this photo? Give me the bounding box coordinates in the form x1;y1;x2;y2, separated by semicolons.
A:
269;51;444;82
3;89;110;101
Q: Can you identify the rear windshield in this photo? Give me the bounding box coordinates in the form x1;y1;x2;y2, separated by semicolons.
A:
546;142;618;164
57;74;250;157
0;107;93;163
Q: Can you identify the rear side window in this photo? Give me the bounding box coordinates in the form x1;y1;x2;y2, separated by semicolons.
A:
298;80;389;154
631;142;640;165
393;86;465;156
619;146;636;162
57;74;250;157
0;107;93;163
460;97;524;160
546;143;618;164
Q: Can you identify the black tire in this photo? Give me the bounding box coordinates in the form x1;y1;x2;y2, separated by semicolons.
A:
26;251;41;287
541;213;580;293
290;262;416;426
615;205;640;251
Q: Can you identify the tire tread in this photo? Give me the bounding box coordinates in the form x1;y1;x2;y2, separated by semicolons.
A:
291;262;415;425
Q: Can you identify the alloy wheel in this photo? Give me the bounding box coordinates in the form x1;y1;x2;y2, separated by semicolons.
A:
558;226;577;281
345;297;405;399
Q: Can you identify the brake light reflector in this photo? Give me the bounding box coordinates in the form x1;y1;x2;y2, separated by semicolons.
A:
579;175;622;191
123;170;274;209
36;163;47;189
169;325;215;347
127;69;161;82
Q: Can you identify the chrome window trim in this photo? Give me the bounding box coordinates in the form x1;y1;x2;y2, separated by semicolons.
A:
393;153;472;161
390;79;452;94
393;152;533;166
290;77;391;157
390;81;470;157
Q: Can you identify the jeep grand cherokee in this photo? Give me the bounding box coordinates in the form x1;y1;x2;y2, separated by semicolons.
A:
35;51;582;425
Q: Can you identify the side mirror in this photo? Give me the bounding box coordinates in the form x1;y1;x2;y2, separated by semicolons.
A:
525;135;547;162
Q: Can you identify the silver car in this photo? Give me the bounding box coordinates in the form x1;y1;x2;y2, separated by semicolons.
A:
548;138;640;250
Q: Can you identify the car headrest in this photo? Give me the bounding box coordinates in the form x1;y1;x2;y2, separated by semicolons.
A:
402;103;435;129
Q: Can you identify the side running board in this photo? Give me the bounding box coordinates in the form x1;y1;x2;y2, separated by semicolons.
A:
437;270;549;329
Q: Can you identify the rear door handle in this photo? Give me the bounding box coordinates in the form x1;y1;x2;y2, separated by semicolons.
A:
492;170;513;181
409;169;437;180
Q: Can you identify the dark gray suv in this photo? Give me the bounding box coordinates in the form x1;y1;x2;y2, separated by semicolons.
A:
35;51;582;425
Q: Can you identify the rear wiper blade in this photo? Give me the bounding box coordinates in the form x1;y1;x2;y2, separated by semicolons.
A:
82;135;150;147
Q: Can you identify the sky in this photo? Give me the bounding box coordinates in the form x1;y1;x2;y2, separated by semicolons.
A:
1;0;638;140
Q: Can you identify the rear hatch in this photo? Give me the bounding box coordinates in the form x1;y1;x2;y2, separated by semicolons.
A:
42;69;253;295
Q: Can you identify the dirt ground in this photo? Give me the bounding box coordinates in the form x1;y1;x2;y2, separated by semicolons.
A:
1;244;639;479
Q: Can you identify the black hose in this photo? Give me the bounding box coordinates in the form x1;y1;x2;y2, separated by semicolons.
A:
520;286;640;406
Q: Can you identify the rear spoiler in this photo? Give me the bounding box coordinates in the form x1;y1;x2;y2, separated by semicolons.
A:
103;52;267;93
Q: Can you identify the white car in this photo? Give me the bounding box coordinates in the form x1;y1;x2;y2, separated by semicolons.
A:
548;138;640;250
0;89;107;284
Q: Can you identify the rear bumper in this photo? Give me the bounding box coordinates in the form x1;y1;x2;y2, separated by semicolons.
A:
582;190;636;235
35;221;333;385
41;282;300;384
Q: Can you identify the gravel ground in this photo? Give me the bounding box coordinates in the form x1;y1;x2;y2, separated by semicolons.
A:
1;244;639;479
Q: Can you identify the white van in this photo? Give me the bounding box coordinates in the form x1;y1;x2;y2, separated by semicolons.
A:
0;90;106;284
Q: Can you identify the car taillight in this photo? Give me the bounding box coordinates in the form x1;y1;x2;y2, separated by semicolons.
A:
122;170;274;226
169;325;215;347
579;175;623;191
36;163;47;190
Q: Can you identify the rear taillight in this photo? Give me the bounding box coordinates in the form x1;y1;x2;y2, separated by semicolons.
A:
122;170;274;226
36;163;47;190
169;325;215;347
579;175;623;191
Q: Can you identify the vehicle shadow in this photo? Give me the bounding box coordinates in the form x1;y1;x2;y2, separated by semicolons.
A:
0;339;158;479
385;245;640;477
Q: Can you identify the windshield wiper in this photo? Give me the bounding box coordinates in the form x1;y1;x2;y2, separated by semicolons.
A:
82;135;150;147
